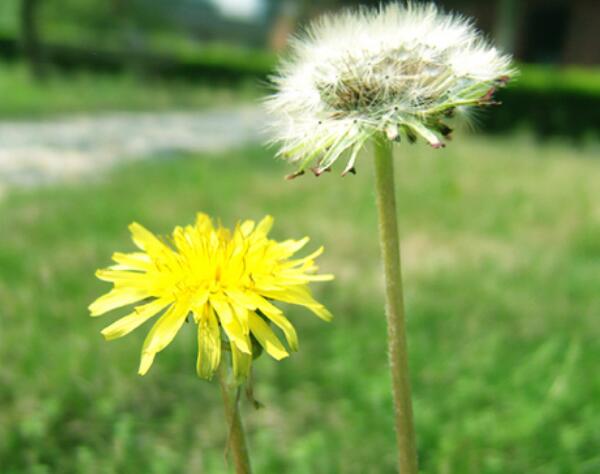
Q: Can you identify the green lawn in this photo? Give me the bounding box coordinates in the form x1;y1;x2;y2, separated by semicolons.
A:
0;62;257;118
1;135;599;473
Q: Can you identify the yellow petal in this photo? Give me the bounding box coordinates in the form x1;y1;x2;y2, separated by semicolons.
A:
253;298;299;351
111;252;152;271
254;215;274;236
209;295;234;324
277;237;310;257
211;298;251;354
196;306;221;380
129;222;167;253
195;213;214;233
308;304;332;321
240;219;255;236
191;290;210;310
95;269;147;285
89;288;148;317
138;352;156;375
282;246;324;267
224;289;258;310
262;286;333;321
231;302;250;335
248;312;289;360
101;298;171;340
301;274;335;282
138;300;190;375
222;319;251;354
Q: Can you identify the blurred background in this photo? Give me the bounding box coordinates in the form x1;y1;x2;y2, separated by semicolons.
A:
0;1;599;473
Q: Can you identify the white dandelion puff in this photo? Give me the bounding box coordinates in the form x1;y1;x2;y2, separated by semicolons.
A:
265;2;516;178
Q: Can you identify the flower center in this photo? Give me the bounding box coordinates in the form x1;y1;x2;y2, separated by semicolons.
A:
316;49;449;114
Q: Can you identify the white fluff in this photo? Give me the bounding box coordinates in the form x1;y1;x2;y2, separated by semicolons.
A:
265;2;515;177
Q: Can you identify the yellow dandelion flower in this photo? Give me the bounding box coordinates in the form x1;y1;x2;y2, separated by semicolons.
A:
89;213;333;381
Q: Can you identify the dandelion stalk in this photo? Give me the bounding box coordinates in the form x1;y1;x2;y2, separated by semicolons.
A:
219;360;252;474
373;137;418;473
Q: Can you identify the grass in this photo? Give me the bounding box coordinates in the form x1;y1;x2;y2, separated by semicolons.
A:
0;62;258;119
1;134;599;473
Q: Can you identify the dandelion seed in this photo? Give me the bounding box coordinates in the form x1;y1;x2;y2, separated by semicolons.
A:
266;2;515;176
89;214;333;382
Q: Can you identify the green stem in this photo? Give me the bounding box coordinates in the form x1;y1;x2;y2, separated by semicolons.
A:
218;363;252;474
373;138;419;474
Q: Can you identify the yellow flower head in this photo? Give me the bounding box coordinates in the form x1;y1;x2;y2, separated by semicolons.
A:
89;214;333;381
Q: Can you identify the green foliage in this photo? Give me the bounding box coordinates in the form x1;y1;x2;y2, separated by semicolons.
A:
1;0;597;139
489;65;600;138
173;42;277;77
0;62;256;118
1;135;599;473
0;0;19;36
3;0;185;44
517;65;600;95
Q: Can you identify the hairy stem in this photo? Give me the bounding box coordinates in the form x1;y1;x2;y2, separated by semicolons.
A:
373;137;419;473
218;363;252;474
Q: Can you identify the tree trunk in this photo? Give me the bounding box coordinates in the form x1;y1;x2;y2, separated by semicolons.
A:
495;0;520;53
21;0;45;79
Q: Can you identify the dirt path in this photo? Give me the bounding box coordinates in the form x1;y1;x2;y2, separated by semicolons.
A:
0;106;265;189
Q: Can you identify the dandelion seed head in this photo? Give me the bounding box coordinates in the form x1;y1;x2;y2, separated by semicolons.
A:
266;2;515;176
